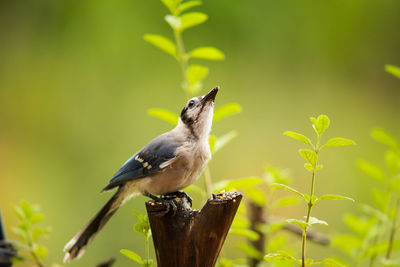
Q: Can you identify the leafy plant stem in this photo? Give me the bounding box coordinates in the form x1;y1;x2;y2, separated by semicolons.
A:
172;29;189;96
370;175;395;266
26;234;44;267
386;197;399;260
301;135;320;267
30;251;44;267
146;237;150;265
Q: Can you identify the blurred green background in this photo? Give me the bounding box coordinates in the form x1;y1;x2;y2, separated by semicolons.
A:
1;0;400;266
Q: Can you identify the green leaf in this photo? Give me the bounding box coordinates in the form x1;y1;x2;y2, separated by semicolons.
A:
286;219;310;229
310;117;318;125
313;258;346;267
160;0;181;14
246;188;266;207
209;135;216;153
357;160;386;183
132;211;151;238
385;64;400;79
308;216;328;226
276;196;300;207
176;0;202;15
30;213;45;224
164;15;181;30
299;149;318;165
143;34;177;58
34;245;48;259
385;150;400;174
11;227;27;241
391;176;400;195
187;64;208;85
264;251;299;264
147;108;179;125
372;189;389;211
312;115;330;136
271;183;308;203
322;137;356;148
180;12;208;32
370;128;398;149
315;194;354;204
343;213;375;237
359;204;390;224
304;163;314;172
190;46;225;60
131;210;144;223
213;103;242;122
13;205;25;221
120;249;143;264
20;200;34;219
236;243;262;259
283;131;313;146
332;234;362;256
229;228;259;241
265;165;292;185
32;227;51;241
304;163;322;173
213;131;238;154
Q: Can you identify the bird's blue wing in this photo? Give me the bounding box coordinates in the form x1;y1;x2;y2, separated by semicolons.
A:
102;134;181;191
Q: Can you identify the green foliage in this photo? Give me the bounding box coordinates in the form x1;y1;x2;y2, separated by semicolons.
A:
186;64;209;94
11;200;53;267
213;103;242;122
147;108;179;125
385;64;400;79
120;211;154;266
143;0;241;199
143;34;177;58
190;46;225;60
370;128;398;150
284;131;313;147
334;128;400;266
144;0;224;96
268;114;355;266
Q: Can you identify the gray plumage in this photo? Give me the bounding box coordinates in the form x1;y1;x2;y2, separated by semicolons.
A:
63;87;219;263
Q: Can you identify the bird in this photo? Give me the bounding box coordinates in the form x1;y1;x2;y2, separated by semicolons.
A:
63;86;219;263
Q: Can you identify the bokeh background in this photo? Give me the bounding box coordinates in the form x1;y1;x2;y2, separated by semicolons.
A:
1;0;400;266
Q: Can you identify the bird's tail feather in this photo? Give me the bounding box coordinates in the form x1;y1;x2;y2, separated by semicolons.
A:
63;186;128;263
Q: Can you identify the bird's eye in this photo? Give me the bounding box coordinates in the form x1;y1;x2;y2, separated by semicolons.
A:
188;100;195;108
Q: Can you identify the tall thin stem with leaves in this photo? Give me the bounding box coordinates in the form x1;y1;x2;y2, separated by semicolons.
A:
265;114;355;267
144;0;241;197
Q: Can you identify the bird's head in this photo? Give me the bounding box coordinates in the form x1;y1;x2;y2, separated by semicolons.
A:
178;86;219;140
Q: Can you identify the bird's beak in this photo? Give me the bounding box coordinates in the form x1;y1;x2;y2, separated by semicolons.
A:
202;86;219;103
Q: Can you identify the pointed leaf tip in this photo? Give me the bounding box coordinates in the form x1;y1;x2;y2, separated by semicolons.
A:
143;34;177;58
284;131;313;146
370;128;398;149
322;137;356;148
299;149;318;165
190;46;225;61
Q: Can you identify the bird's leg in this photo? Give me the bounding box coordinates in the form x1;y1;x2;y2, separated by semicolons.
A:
163;191;192;207
143;192;163;202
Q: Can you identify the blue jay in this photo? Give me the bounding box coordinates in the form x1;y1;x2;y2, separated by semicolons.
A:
63;86;219;263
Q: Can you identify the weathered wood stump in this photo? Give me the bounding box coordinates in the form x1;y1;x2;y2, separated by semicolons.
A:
146;191;242;267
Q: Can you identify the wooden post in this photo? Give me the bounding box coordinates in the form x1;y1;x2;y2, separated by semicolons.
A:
146;191;242;267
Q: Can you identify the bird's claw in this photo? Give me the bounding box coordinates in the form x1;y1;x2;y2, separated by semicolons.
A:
163;191;192;207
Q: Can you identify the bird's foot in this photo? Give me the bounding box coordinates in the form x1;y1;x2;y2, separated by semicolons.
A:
144;191;178;216
163;191;192;207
